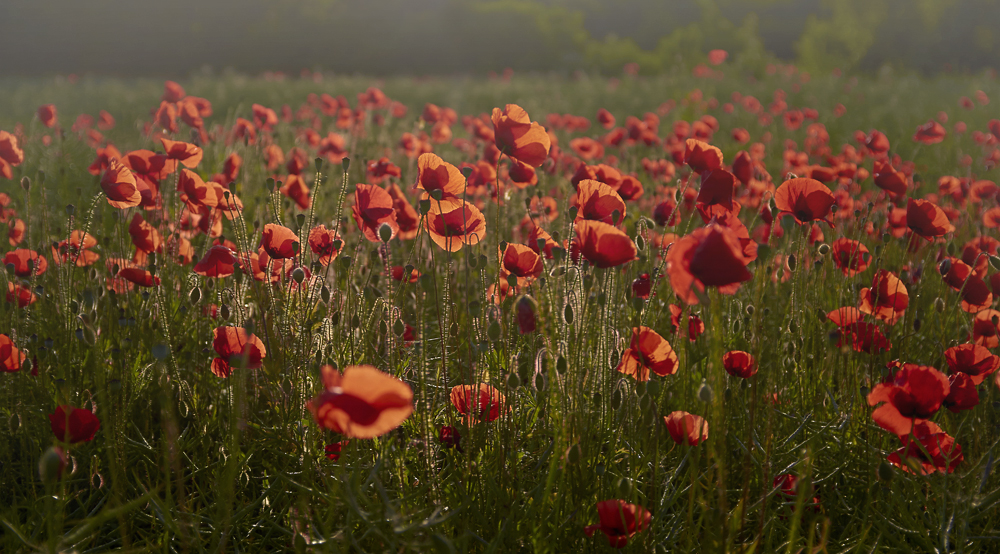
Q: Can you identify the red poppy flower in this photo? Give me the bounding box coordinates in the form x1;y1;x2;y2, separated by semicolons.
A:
100;159;141;209
652;200;681;227
390;266;420;283
3;249;47;277
6;282;36;307
0;130;24;167
574;179;626;226
386;183;420;240
49;406;100;443
616;326;678;381
666;223;753;305
128;214;162;254
868;364;950;436
597;108;616;129
278;174;311;210
906;197;953;239
499;242;543;285
307;365;413;439
366;157;402;184
696;169;737;218
664;411;709;445
872;159;908;196
1;333;26;372
584;499;651;549
352;184;399;243
415;153;466;213
708;49;728;65
118;267;160;288
261;223;299;259
570;220;636;269
723;350;757;378
325;441;348;461
972;309;1000;348
943;373;979;413
308;225;341;266
858;270;909;325
425;203;487;252
632;273;652;299
193;244;237;278
492;104;550;167
52;231;100;267
38;104;57;128
944;343;999;385
865;130;890;155
941;259;992;312
774;178;835;225
826;307;891;354
7;218;24;246
830;238;870;276
450;384;505;424
887;431;963;475
159;137;202;169
211;326;267;377
569;137;605;161
684;139;723;173
913;120;946;144
439;425;461;449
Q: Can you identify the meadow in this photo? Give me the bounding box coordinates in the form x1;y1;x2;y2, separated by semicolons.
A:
1;63;999;552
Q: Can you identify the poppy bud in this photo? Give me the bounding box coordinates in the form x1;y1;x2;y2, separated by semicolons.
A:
66;204;75;216
877;460;894;482
506;372;520;388
292;267;306;284
913;318;921;332
39;446;67;484
563;303;574;324
698;380;713;402
220;304;231;320
817;243;830;256
418;199;431;215
567;206;578;220
938;259;952;276
189;287;202;304
461;166;474;180
556;355;568;374
266;178;275;192
991;255;1000;271
20;176;30;191
378;223;393;243
934;297;945;312
320;285;331;303
616;477;632;497
341;157;351;172
746;304;755;315
786;254;797;272
488;321;502;341
566;443;581;464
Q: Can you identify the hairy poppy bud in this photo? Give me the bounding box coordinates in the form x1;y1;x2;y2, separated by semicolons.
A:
817;243;830;256
292;267;306;284
20;176;30;191
378;222;393;243
939;259;952;276
698;380;713;403
39;446;67;484
934;297;945;312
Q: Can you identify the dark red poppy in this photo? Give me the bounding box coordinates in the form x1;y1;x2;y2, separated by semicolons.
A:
684;139;723;173
308;364;414;439
723;350;757;378
308;225;341;266
584;499;651;549
439;425;461;449
425;203;487;252
913;120;946;144
868;364;950;436
352;184;399;243
193;245;237;278
830;238;870;276
973;309;1000;348
616;326;678;381
515;294;537;334
38;104;57;128
632;273;652;299
450;384;505;424
49;406;100;443
887;431;963;475
664;411;709;445
666;223;752;305
906;197;954;239
325;441;348;461
261;223;299;259
652;200;680;227
774;178;835;225
696;169;737;217
492;104;550;167
1;333;26;372
118;267;159;288
858;270;908;325
211;326;267;377
943;373;978;413
944;343;999;385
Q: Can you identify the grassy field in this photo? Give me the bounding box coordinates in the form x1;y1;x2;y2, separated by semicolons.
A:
1;65;999;552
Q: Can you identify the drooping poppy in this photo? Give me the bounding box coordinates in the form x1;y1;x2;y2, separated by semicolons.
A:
722;350;757;378
308;225;341;266
211;326;267;377
352;184;399;243
159;138;203;168
571;220;637;268
425;203;486;252
666;223;753;305
118;267;160;288
584;499;651;549
906;197;953;239
193;244;237;278
867;364;950;436
48;406;100;443
664;411;709;445
887;431;963;475
616;326;678;381
773;177;835;225
944;343;999;385
261;223;299;259
858;270;908;325
0;334;26;372
830;238;870;276
307;364;413;439
100;159;141;209
492;104;550;167
414;153;466;213
3;249;47;277
684;139;723;173
515;294;537;334
450;384;505;424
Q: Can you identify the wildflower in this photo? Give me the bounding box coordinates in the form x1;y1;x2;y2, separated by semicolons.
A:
492;104;550;167
664;411;709;445
211;326;267;378
450;384;505;424
584;499;651;549
616;327;678;381
308;365;414;439
49;406;100;443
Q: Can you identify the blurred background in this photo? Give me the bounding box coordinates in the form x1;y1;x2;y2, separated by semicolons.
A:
1;0;997;76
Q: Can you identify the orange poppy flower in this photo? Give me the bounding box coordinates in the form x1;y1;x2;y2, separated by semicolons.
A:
279;174;311;210
118;267;159;288
684;139;723;173
308;225;341;266
569;137;605;161
366;157;402;184
584;499;651;549
664;411;709;445
261;223;299;259
574;179;626;226
906;197;953;239
941;259;992;312
450;384;506;424
37;104;57;128
193;244;237;278
616;326;678;381
830;238;870;276
696;169;737;217
52;231;100;266
159;138;202;168
666;223;752;305
1;334;26;372
415;153;466;213
526;224;558;259
859;270;908;325
178;169;222;209
972;309;1000;348
0;131;24;167
352;184;399;242
872;159;907;196
6;282;37;307
774;177;835;225
865;130;890;155
386;183;420;240
7;218;25;246
492;104;550;167
100;159;141;209
722;350;757;378
913;120;946;144
425;203;487;252
499;242;543;285
507;159;538;188
708;49;728;65
308;365;413;439
596;108;615;129
211;326;267;377
571;220;636;268
944;343;999;385
128;214;162;254
2;249;47;277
